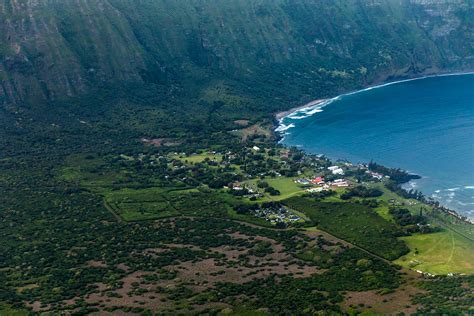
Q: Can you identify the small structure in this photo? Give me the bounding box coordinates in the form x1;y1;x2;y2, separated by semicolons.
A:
332;178;349;187
310;176;325;185
306;187;326;193
366;170;384;180
280;150;290;158
332;181;349;187
295;178;310;185
252;146;261;151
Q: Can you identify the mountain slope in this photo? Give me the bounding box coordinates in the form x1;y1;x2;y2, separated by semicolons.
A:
0;0;473;110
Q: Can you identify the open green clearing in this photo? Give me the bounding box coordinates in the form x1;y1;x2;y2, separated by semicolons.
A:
105;187;238;221
0;307;28;316
265;177;305;200
173;152;223;164
245;177;305;201
58;155;136;189
395;230;474;275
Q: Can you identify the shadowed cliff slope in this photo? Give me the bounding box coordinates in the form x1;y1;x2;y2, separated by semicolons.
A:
0;0;472;110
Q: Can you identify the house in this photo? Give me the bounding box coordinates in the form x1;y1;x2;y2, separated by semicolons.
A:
230;182;244;190
310;176;325;184
331;168;344;175
332;179;349;187
295;178;310;185
280;150;290;158
366;170;384;180
252;146;261;151
307;187;325;193
332;181;349;187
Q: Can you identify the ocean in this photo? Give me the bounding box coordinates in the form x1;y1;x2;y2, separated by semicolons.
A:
278;73;474;219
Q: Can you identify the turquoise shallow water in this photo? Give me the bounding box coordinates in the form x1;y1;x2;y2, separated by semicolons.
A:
279;74;474;219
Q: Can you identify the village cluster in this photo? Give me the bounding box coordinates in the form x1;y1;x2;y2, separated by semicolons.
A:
251;205;301;225
117;145;423;227
295;164;388;193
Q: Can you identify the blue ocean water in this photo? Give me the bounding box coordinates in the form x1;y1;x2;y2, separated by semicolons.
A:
279;74;474;218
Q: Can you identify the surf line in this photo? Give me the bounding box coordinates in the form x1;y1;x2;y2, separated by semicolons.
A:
275;71;474;139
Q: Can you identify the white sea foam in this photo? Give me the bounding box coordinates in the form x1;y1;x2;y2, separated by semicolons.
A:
456;201;474;206
285;100;333;121
275;123;295;132
276;71;474;135
289;115;311;120
274;72;474;220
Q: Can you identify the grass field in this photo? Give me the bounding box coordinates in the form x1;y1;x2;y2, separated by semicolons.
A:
0;307;28;316
58;154;133;189
105;187;183;221
245;177;305;201
395;230;474;275
104;187;240;221
265;177;304;200
174;152;222;164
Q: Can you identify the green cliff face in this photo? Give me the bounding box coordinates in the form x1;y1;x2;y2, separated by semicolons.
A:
0;0;472;110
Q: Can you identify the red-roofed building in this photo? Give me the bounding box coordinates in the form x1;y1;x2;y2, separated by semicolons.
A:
311;176;325;185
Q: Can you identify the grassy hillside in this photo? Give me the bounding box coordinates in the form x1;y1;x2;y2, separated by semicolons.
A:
396;230;474;275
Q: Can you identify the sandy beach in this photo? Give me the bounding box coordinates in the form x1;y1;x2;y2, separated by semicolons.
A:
275;99;327;120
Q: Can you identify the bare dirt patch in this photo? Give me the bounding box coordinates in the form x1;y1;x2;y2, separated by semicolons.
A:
342;284;424;315
86;260;107;268
84;271;173;312
141;138;182;147
233;124;272;141
234;119;249;126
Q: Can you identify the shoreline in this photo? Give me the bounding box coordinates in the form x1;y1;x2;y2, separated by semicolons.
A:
273;71;474;224
275;99;327;121
274;70;474;123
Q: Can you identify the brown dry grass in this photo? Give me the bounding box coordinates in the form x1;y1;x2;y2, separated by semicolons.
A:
342;284;423;315
25;220;426;315
141;138;181;147
234;119;249;126
233;124;272;141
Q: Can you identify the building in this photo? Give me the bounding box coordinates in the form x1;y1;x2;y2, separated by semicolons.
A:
306;187;326;193
310;176;325;184
366;170;384;180
332;181;349;187
295;178;310;185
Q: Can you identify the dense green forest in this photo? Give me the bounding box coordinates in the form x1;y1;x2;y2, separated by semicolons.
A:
0;0;473;315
